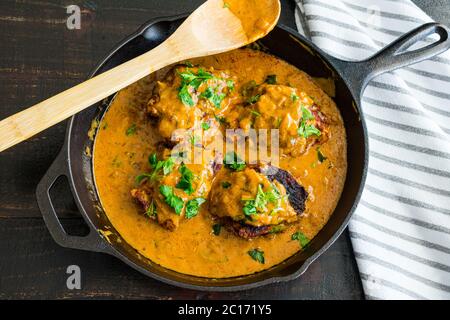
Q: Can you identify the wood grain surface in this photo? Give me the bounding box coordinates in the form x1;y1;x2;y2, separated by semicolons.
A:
6;0;447;299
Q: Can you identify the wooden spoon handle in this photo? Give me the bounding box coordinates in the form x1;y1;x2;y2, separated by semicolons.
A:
0;44;178;152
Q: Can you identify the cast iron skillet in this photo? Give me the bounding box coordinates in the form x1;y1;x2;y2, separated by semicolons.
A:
36;15;450;291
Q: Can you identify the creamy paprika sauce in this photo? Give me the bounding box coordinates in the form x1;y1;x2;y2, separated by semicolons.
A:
93;48;347;278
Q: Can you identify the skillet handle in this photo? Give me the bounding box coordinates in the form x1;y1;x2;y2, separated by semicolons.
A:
36;149;109;253
331;22;450;102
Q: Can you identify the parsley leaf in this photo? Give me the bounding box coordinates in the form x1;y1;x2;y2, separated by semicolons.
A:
145;200;157;218
178;85;194;107
177;69;231;108
201;122;211;130
292;231;310;248
302;105;315;121
298;122;321;138
136;155;174;183
291;93;299;102
247;94;261;105
126;124;137;136
317;148;327;163
270;225;286;234
149;153;158;167
176;164;195;195
221;181;232;189
244;184;282;215
265;74;277;84
159;185;184;215
185;198;206;219
297;106;321;139
251;110;261;117
224;152;246;171
212;223;222;236
248;248;265;264
214;114;228;126
243;200;257;216
200;87;226;108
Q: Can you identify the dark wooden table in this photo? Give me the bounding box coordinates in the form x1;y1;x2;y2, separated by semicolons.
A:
0;0;446;300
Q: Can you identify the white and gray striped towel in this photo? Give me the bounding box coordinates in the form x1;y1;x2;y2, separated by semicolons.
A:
294;0;450;300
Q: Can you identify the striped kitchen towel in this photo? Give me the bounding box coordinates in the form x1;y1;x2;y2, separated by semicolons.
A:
294;0;450;300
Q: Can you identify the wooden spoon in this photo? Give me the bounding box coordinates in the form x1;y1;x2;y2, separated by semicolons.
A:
0;0;281;152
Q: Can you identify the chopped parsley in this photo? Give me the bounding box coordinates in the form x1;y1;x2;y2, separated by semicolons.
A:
136;154;174;183
248;249;265;264
242;184;282;215
265;74;277;85
176;164;195;195
126;124;137;136
185;198;206;219
243;200;257;216
201;122;211;130
221;181;232;189
223;2;230;8
291;93;299;102
177;68;233;109
292;231;310;248
270;225;286;234
317;148;327;163
212;223;222;236
189;135;200;146
159;185;184;215
200;86;226;108
247;94;261;105
224;152;246;171
297;106;321;139
251;110;261;117
214;114;228;126
226;79;235;91
145;200;157;218
241;80;258;97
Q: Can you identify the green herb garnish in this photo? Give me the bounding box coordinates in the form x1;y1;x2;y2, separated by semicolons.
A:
214;114;228;126
200;86;226;108
291;93;299;102
297;106;321;139
243;200;257;216
241;80;258;97
221;181;232;189
223;2;230;8
248;249;265;264
126;124;137;136
317;148;327;163
189;135;200;146
201;122;211;130
226;79;235;91
176;164;195;195
185;198;206;219
247;94;261;105
212;224;222;236
177;68;232;109
224;152;246;171
159;185;184;215
265;74;277;85
251;110;261;117
145;200;157;218
136;154;174;183
270;225;286;234
292;231;310;248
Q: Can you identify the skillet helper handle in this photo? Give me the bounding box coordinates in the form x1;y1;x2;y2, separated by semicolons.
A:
365;22;450;81
334;22;450;101
36;149;108;253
